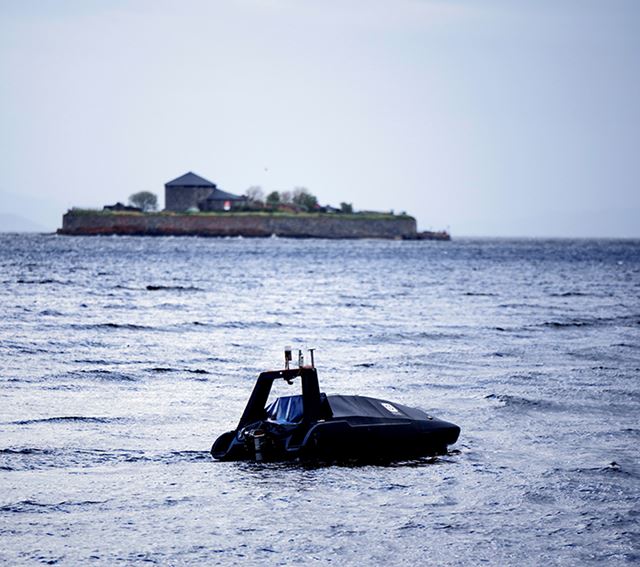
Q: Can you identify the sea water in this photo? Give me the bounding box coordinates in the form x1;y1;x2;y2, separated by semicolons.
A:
0;234;638;565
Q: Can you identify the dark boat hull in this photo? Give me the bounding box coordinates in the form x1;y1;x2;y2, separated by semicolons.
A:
211;416;460;462
306;417;460;461
211;367;461;463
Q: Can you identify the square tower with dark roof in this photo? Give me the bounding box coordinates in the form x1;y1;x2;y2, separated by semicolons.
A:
164;172;247;211
164;172;217;211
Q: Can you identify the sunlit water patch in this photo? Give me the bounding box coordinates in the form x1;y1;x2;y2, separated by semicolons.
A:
0;234;638;565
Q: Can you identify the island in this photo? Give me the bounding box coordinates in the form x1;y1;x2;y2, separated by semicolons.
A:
57;172;450;240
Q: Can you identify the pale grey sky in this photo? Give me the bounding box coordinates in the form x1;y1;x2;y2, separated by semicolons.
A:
1;0;638;236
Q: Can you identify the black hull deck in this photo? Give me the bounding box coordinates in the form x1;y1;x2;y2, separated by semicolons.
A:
211;366;460;463
212;419;460;463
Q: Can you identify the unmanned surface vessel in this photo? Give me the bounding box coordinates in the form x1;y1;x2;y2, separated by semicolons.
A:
211;348;460;462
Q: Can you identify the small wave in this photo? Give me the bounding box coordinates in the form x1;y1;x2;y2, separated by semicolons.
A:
0;447;211;471
146;284;203;292
220;321;283;329
549;291;589;297
462;292;497;297
72;322;153;331
203;356;229;363
149;367;210;375
398;521;426;531
163;450;211;463
113;450;211;464
38;309;63;316
485;393;559;410
614;343;639;349
0;447;54;455
0;500;55;513
544;462;637;479
369;330;466;343
75;369;137;382
95;322;151;330
156;302;183;311
2;342;52;355
498;302;546;310
40;384;87;392
622;428;640;436
168;320;237;329
10;416;118;425
0;499;107;514
543;320;589;328
15;278;68;285
540;314;640;329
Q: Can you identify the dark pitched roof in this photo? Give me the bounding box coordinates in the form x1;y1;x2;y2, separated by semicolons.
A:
165;171;216;188
205;188;246;201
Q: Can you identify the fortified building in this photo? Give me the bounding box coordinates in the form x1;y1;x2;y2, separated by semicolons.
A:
58;170;448;239
165;172;246;212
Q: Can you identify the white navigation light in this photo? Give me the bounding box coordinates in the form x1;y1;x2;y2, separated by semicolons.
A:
284;346;292;369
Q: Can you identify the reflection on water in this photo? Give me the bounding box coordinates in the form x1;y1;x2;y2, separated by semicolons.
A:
0;234;639;565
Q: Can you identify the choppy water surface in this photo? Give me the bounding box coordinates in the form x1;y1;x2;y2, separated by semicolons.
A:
0;234;638;565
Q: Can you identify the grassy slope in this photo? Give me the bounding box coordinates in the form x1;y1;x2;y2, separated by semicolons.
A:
67;209;415;221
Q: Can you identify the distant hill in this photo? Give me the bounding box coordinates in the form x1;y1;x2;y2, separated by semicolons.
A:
0;213;48;233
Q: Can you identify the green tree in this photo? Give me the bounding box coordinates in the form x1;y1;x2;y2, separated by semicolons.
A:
129;191;158;212
340;202;353;214
266;191;281;207
292;187;318;211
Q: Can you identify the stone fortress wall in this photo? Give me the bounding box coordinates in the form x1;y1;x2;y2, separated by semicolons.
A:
59;211;419;239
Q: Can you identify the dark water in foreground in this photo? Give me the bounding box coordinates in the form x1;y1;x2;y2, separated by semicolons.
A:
0;234;638;565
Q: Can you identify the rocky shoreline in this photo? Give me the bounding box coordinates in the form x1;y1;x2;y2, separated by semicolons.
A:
58;210;450;240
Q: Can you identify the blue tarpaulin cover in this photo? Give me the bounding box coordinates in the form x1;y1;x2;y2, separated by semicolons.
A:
266;395;304;423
